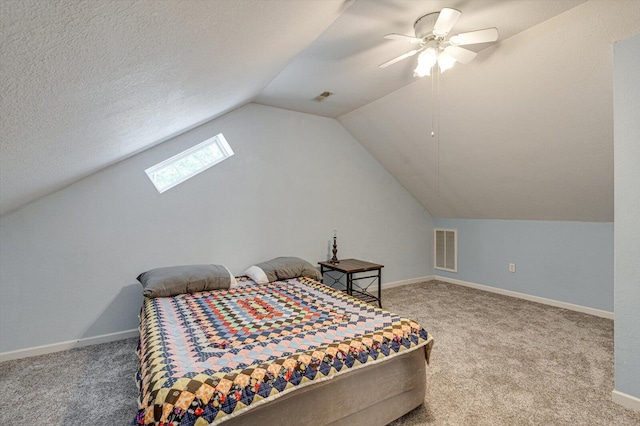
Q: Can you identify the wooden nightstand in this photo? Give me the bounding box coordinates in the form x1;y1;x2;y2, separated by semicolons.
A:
318;258;384;307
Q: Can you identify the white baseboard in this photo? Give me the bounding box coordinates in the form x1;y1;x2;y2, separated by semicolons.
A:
383;275;435;290
613;389;640;412
0;328;139;363
434;275;614;319
369;276;435;293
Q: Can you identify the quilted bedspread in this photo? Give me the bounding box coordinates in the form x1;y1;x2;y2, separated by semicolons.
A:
133;277;433;425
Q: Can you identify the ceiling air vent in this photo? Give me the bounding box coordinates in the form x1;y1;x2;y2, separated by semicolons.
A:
312;91;334;102
434;228;457;273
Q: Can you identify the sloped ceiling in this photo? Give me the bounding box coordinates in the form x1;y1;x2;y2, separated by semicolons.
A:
339;1;640;221
2;0;638;222
255;0;586;118
0;0;347;215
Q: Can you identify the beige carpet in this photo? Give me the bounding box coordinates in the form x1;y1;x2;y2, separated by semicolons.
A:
1;280;639;425
387;281;640;425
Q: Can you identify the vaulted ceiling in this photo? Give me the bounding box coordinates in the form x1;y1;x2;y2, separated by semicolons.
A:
2;0;639;220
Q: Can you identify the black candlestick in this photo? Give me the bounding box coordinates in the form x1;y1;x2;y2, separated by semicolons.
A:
330;231;339;264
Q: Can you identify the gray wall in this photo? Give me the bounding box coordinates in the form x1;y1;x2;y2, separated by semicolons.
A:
613;34;640;400
434;219;614;312
0;103;434;353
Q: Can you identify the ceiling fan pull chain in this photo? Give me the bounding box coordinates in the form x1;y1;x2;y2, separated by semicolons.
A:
436;67;441;198
431;69;436;137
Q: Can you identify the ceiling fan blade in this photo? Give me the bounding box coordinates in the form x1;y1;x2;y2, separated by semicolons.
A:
433;8;461;37
378;48;423;68
444;45;477;64
449;28;498;45
384;33;422;43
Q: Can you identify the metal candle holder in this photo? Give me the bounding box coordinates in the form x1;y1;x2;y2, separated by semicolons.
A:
330;230;339;264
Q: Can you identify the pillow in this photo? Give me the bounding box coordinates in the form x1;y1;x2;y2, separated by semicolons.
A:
243;257;322;283
137;264;236;298
244;265;269;284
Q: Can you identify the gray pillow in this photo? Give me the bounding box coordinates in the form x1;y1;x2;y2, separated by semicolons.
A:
246;257;322;283
137;264;235;298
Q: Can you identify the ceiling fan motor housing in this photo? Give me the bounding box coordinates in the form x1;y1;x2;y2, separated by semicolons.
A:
414;12;440;39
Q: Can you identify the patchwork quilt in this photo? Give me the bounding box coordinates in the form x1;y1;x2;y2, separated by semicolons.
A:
133;276;433;425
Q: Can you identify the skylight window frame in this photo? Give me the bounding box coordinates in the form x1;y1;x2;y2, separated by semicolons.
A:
145;133;234;193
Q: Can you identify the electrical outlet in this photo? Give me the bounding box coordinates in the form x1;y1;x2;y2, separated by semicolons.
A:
509;263;516;273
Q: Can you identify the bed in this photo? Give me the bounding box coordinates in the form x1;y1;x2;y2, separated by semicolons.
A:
133;274;434;425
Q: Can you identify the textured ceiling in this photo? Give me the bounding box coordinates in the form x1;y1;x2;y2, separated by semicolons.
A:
0;0;347;215
2;0;637;222
339;0;640;222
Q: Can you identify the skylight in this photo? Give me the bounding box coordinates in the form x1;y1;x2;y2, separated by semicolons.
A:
145;133;234;193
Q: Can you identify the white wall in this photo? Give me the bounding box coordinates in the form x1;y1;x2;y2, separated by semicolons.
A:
613;34;640;405
0;103;434;353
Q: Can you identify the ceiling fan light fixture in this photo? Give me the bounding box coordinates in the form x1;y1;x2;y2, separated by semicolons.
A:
437;53;456;73
414;48;437;77
414;48;457;77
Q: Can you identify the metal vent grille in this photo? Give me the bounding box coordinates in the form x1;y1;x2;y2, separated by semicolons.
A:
312;91;334;102
434;228;457;272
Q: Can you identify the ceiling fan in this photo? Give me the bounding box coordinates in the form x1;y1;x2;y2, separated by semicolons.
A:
379;8;498;76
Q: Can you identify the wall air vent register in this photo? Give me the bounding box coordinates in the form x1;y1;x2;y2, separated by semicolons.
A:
434;228;457;273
